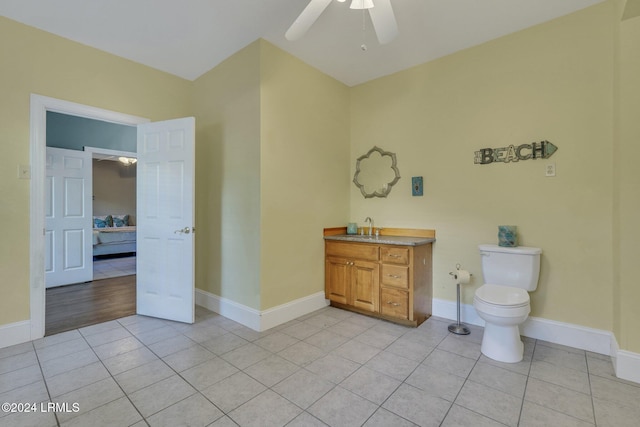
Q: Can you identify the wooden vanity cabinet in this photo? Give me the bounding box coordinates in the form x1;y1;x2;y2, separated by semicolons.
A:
325;240;432;327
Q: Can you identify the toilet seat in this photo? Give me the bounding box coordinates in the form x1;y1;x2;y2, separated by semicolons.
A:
475;284;529;307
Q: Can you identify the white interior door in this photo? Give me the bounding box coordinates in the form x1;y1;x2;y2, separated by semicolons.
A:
45;147;93;288
136;117;195;323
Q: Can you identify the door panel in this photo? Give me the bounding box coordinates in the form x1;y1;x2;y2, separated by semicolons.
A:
45;147;92;288
136;117;195;323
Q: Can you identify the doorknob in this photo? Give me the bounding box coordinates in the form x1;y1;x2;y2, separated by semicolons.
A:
174;227;191;234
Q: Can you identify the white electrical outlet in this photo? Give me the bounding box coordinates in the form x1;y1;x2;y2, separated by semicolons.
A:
545;163;556;177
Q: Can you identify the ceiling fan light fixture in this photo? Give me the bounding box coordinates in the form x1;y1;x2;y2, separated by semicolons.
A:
350;0;374;10
118;157;137;165
286;0;397;44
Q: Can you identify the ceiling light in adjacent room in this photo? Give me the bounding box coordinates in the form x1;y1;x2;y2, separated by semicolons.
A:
118;157;137;165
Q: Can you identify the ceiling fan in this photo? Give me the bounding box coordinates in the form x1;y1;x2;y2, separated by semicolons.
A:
285;0;398;45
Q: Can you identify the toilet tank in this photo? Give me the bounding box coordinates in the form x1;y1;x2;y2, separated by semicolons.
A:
479;244;542;291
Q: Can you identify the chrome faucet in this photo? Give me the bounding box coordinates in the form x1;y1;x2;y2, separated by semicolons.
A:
364;217;373;236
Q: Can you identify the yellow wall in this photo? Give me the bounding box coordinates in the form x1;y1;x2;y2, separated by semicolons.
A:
350;2;616;331
192;41;262;309
259;41;350;309
0;16;191;326
191;40;350;311
616;12;640;352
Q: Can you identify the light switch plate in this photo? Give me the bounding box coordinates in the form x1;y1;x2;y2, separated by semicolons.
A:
412;176;423;196
18;164;31;179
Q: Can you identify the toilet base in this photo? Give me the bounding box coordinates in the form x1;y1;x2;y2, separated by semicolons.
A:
480;322;524;363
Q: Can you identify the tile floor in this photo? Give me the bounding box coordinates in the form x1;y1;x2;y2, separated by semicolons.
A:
93;256;136;280
1;306;639;427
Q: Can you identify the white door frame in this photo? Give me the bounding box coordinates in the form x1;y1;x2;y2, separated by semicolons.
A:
29;94;148;339
85;146;137;161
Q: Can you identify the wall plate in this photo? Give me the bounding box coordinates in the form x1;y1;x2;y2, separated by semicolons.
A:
412;176;423;196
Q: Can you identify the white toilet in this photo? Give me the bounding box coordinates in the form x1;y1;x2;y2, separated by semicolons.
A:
473;244;542;363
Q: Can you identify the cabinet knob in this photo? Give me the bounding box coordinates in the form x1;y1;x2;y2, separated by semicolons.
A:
386;301;400;306
388;274;401;279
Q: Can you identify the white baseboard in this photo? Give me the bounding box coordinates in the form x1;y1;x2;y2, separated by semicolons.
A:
260;292;329;331
195;290;262;331
521;316;612;355
432;297;484;327
0;320;31;350
195;289;328;332
432;298;611;355
610;334;640;384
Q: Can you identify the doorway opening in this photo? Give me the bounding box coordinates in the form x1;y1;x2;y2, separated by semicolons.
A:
30;94;149;340
44;143;138;335
31;95;196;340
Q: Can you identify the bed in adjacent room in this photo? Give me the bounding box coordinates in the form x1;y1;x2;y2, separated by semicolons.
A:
93;215;136;257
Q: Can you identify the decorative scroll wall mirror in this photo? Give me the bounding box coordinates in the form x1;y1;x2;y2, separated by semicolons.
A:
353;146;401;198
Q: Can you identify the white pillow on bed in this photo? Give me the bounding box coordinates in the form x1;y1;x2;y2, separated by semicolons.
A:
112;214;130;227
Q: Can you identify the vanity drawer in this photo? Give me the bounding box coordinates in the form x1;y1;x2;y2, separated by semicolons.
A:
380;247;410;265
381;264;409;289
326;241;379;261
380;287;409;320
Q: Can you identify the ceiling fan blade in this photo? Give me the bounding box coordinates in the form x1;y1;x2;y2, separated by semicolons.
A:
368;0;398;44
285;0;333;41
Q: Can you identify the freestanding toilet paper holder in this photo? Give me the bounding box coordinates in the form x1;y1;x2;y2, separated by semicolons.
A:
448;264;472;335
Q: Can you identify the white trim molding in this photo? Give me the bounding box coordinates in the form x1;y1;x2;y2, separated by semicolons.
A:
195;289;329;332
0;320;31;349
521;316;613;355
433;298;612;355
260;292;330;330
611;334;640;384
431;297;484;327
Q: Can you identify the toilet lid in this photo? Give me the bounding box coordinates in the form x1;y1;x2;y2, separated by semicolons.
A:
475;284;529;306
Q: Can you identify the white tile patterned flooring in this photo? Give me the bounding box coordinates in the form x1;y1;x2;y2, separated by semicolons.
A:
1;305;639;426
93;256;136;281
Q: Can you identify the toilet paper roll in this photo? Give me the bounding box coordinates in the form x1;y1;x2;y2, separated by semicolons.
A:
454;269;471;284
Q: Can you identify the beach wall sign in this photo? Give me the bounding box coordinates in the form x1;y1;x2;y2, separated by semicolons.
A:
474;140;557;165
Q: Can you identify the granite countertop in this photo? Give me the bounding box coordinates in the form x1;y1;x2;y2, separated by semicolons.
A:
324;234;435;246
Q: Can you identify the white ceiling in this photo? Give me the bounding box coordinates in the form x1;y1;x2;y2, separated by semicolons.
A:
0;0;605;86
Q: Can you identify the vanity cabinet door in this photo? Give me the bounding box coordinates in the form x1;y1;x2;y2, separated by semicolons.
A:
351;260;380;313
325;257;379;312
325;257;350;305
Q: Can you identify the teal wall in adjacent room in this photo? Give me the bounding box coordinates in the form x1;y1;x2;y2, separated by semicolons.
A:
46;111;136;152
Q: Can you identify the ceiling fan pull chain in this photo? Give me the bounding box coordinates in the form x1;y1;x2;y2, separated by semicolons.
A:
361;8;367;51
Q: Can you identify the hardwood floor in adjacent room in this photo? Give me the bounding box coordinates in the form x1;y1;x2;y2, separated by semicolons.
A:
45;275;136;336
